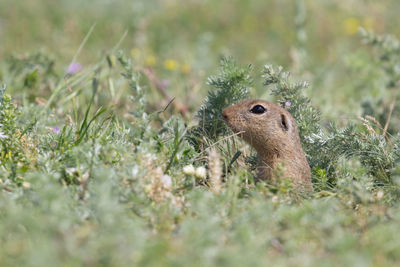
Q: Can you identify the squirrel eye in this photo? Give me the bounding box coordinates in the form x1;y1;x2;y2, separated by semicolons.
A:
250;105;266;114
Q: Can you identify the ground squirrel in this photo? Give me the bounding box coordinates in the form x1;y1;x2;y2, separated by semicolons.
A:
222;99;313;191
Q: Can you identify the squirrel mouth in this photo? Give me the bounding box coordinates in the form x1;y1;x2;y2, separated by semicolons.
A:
225;121;243;135
222;112;243;134
222;108;244;134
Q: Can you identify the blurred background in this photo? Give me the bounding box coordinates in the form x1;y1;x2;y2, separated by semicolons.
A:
1;0;399;119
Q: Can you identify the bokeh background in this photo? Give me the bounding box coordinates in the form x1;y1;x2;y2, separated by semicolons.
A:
1;0;400;122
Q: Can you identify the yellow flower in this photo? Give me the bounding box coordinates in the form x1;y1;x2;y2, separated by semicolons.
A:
343;17;360;35
164;59;179;71
363;17;374;30
180;63;191;74
145;55;156;66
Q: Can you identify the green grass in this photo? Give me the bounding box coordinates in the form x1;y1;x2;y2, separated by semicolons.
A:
2;0;400;266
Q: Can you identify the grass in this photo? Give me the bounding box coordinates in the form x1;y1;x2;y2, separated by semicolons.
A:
1;0;400;266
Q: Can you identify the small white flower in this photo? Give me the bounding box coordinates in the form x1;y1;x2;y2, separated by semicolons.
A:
183;164;196;175
22;181;31;189
0;132;8;139
160;174;172;189
195;166;207;179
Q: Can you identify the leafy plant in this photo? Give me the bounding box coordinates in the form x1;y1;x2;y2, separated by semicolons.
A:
0;84;36;182
188;57;252;150
263;64;400;188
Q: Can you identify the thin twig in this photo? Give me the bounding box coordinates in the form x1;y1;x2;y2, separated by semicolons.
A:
383;101;395;138
383;87;399;146
68;23;97;76
141;67;188;117
157;97;175;114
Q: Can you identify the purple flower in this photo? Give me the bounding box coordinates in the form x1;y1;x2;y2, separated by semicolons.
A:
285;101;291;107
160;79;170;88
67;62;82;74
53;126;60;134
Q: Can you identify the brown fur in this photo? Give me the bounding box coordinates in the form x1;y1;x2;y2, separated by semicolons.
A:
222;99;313;191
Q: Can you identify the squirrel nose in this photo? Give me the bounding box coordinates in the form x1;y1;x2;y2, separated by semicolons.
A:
222;109;228;120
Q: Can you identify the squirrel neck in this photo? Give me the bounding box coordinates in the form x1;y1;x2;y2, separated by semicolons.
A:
255;141;304;167
255;142;310;186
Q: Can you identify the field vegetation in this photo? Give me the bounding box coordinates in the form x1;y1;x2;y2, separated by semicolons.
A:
2;0;400;266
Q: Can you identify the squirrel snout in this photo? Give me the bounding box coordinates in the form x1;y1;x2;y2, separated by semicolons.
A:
222;109;228;120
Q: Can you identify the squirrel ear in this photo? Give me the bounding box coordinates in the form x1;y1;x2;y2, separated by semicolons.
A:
280;114;289;131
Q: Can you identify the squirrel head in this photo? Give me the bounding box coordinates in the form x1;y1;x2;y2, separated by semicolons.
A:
222;99;300;153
